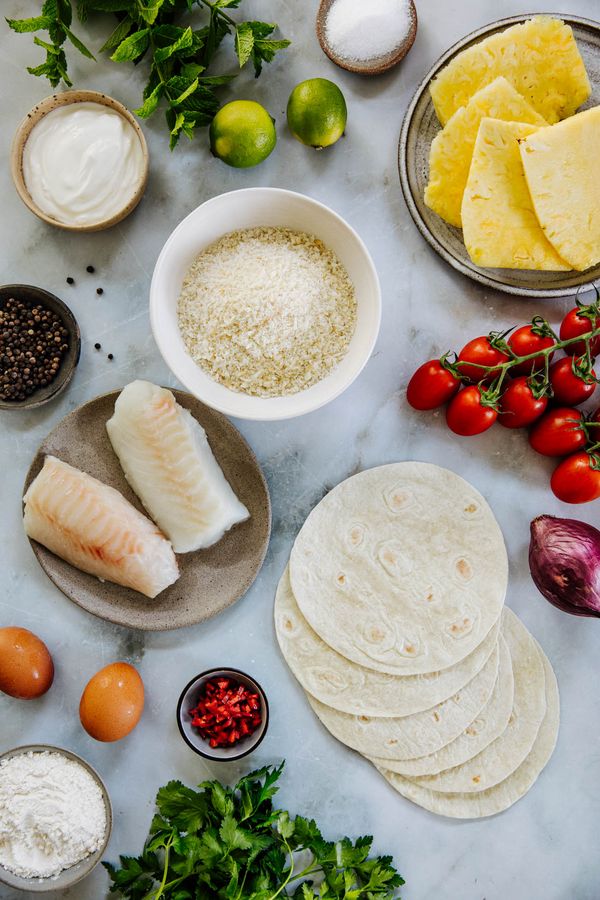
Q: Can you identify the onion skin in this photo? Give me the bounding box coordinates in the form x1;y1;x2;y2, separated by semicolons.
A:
529;515;600;618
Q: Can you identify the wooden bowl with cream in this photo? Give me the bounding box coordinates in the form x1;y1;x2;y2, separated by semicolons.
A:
11;90;149;233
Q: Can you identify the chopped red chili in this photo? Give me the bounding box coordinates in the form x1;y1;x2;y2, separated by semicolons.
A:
189;677;262;748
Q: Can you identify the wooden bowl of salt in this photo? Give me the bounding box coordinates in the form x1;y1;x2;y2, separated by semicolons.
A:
316;0;417;75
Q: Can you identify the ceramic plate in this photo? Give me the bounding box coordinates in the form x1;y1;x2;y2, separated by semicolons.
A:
23;389;271;631
398;14;600;298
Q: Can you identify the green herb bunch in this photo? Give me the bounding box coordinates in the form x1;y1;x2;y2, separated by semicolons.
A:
7;0;290;147
104;762;404;899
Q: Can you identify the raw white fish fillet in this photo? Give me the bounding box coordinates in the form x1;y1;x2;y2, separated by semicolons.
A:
106;380;250;553
23;456;179;599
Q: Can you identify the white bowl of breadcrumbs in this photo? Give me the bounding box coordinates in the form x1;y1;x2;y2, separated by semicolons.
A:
150;187;381;421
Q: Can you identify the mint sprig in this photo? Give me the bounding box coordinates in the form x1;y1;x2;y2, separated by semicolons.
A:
7;0;290;147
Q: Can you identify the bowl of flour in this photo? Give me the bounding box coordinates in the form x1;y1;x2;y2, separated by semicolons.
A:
0;745;111;892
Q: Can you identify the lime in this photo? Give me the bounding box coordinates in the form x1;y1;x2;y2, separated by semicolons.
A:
210;100;276;168
286;78;347;149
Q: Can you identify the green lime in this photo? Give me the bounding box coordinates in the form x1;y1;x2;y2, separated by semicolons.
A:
209;100;276;168
286;78;347;149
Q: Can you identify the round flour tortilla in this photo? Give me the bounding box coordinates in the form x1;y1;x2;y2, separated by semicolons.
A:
306;641;499;760
375;629;513;776
376;645;559;818
275;566;500;717
289;463;507;675
403;609;545;792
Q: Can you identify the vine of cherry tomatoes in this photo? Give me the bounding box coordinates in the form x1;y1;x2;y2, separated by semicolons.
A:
406;299;600;504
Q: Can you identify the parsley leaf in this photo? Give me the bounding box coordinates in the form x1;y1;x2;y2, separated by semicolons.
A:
104;763;404;899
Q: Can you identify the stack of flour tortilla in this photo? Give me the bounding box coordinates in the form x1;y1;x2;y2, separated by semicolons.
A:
275;462;559;818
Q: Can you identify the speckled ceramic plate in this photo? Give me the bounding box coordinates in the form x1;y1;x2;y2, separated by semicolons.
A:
23;389;271;631
399;14;600;298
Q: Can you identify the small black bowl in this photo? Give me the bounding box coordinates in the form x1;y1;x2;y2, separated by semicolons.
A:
0;284;81;410
177;667;269;761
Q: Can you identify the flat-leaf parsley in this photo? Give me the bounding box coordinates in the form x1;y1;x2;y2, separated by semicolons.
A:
103;762;404;899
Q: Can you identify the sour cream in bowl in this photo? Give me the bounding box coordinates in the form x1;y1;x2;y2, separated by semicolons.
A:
11;91;148;232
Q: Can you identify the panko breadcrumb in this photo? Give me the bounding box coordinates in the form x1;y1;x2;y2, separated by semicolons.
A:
177;227;357;397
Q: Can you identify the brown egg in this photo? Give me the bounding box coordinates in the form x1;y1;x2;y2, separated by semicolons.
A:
0;627;54;699
80;662;144;742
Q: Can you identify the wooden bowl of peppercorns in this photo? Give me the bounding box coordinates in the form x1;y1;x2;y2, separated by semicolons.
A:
0;285;81;410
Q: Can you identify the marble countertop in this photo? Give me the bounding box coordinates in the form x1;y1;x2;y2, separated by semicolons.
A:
1;1;599;898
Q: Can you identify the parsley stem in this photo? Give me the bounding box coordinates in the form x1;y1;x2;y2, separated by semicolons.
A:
152;834;175;900
266;837;295;900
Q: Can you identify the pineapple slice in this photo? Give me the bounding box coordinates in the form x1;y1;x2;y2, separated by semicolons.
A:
431;16;590;126
425;77;547;227
462;118;571;271
520;106;600;272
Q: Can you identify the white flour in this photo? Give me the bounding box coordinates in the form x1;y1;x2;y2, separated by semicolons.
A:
0;750;107;879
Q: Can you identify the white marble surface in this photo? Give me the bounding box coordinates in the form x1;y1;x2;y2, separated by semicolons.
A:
1;1;599;898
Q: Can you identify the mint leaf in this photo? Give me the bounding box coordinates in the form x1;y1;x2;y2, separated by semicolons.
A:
136;0;164;25
234;21;254;67
167;75;199;106
154;25;193;62
6;16;53;33
111;27;150;61
99;15;134;53
64;25;94;58
134;82;163;117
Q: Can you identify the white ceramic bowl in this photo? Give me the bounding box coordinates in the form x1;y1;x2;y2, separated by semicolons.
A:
150;188;381;420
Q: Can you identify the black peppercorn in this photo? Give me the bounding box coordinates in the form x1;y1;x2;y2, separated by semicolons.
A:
0;297;70;402
96;288;104;296
66;277;74;285
86;265;95;273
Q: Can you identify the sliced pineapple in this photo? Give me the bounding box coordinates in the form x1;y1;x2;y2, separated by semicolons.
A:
462;118;571;270
424;77;547;227
520;106;600;271
431;16;590;126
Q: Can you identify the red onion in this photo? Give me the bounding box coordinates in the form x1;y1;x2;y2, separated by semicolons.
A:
529;515;600;617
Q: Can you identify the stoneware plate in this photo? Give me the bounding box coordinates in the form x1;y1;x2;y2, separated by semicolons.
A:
0;744;112;894
399;14;600;298
23;389;271;631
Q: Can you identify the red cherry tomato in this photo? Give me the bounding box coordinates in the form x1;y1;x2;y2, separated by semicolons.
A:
549;357;597;406
507;325;555;375
407;360;460;410
560;307;600;358
457;337;510;383
551;452;600;504
529;407;587;457
446;386;498;436
497;377;548;429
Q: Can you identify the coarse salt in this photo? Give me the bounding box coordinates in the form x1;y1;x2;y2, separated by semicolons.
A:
325;0;413;62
